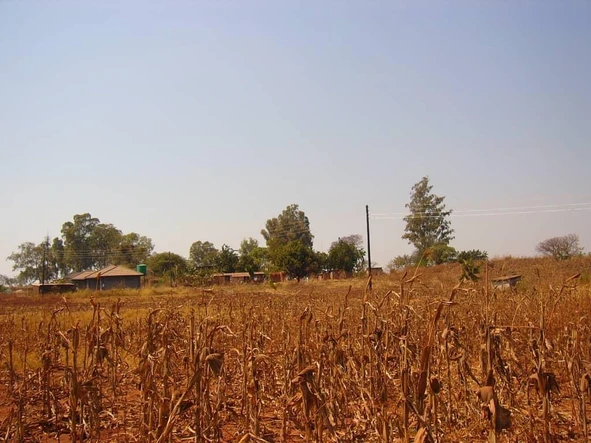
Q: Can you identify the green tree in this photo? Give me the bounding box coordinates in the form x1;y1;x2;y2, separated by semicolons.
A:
6;237;64;284
261;204;313;249
314;251;328;273
215;244;239;273
262;204;315;275
90;223;123;268
327;236;365;273
146;252;188;278
236;238;267;276
189;241;219;269
427;244;457;265
273;241;317;281
51;237;68;278
10;213;153;277
7;241;45;284
115;233;154;268
61;213;101;271
402;176;454;261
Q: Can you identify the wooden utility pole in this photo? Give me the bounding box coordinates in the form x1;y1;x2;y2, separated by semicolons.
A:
169;251;173;287
41;241;47;285
366;205;372;290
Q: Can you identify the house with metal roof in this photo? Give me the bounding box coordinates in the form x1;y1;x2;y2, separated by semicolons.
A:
491;274;522;290
70;265;143;290
212;272;266;284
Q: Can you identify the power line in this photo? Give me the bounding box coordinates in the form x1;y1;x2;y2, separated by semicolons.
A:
371;201;591;217
372;206;591;220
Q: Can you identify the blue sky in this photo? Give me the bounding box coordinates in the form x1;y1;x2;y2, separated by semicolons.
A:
1;1;590;276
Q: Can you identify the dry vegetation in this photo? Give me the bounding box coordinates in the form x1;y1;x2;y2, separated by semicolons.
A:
1;256;591;442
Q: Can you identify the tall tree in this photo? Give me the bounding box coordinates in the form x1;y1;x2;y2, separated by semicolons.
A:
61;213;101;271
189;241;219;269
215;244;239;273
6;239;58;284
327;236;366;273
10;213;154;276
262;204;315;275
115;233;154;268
261;204;313;249
402;176;454;259
146;252;188;277
237;238;267;276
339;234;364;249
90;223;123;268
273;241;318;281
51;237;68;278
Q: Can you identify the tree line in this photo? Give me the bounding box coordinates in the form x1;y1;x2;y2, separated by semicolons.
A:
5;205;366;285
5;177;584;286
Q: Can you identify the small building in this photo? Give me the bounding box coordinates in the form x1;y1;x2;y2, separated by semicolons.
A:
69;271;95;290
212;272;266;285
318;270;353;280
269;271;286;283
369;267;384;276
71;265;143;290
34;282;77;295
491;275;522;289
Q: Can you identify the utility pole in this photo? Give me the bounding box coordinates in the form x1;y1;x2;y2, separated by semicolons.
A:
41;240;47;286
169;251;173;287
366;205;372;291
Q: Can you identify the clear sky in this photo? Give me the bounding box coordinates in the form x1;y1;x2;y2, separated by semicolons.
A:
1;1;590;277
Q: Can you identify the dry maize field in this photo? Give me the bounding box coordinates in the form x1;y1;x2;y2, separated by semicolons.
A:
1;258;591;442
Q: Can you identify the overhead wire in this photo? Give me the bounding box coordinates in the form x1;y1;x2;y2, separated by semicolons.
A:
370;203;591;220
371;201;591;217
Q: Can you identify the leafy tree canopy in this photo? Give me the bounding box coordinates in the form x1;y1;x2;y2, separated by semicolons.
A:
261;204;313;250
236;238;267;276
262;204;316;278
215;244;239;273
7;241;45;285
189;241;219;269
8;213;154;281
272;240;318;281
327;236;365;273
146;252;188;277
402;177;454;257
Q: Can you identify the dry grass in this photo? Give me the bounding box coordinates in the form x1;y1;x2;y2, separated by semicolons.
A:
1;256;591;442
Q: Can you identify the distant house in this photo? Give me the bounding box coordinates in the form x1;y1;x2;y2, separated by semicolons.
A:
491;275;522;289
318;270;353;280
269;271;286;283
369;267;384;276
70;265;143;290
33;282;76;295
212;272;266;285
68;271;95;290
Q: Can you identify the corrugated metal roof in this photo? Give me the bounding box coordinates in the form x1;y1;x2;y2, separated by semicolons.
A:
70;271;95;280
84;265;143;279
230;273;251;278
491;274;521;282
65;271;84;280
212;272;266;278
